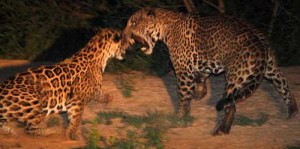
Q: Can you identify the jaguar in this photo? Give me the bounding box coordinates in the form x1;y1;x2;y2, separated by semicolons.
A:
0;28;128;140
121;7;298;135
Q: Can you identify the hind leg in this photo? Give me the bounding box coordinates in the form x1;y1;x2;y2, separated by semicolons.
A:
264;60;298;118
24;108;57;136
212;75;263;135
212;59;264;135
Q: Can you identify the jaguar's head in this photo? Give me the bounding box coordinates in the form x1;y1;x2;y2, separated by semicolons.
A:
122;7;163;55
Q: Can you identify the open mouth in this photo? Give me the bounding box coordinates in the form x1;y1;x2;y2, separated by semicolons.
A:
130;34;151;54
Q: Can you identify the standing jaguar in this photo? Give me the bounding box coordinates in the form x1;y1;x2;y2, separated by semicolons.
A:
0;28;128;140
121;7;298;135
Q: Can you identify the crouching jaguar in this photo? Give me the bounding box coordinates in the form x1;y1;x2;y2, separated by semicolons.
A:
0;28;129;140
121;7;298;135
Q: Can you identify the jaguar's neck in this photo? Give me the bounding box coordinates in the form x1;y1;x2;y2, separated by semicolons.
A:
65;35;113;72
156;11;186;44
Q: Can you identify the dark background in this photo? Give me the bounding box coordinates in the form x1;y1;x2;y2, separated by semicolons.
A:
0;0;299;75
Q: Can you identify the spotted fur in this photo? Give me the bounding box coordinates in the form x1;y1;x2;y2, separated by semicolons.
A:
0;28;128;139
122;8;298;135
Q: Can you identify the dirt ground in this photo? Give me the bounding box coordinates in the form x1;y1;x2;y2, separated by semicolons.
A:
0;59;299;149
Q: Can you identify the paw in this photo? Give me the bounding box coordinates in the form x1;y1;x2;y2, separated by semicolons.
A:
177;108;190;117
66;130;79;140
212;104;235;136
177;100;191;117
94;92;113;103
211;124;231;136
288;104;298;119
26;127;57;136
177;112;185;118
1;125;17;136
44;127;58;136
70;134;80;140
101;93;114;103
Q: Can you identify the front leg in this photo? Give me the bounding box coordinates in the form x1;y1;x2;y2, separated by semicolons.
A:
84;68;108;103
176;71;195;117
66;99;84;140
212;98;236;135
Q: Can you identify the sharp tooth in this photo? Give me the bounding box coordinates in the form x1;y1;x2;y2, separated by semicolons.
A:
129;39;135;44
141;47;147;51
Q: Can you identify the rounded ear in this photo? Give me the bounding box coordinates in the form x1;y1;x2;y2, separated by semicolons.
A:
144;7;156;17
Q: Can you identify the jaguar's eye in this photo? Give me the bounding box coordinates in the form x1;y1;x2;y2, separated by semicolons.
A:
132;21;136;26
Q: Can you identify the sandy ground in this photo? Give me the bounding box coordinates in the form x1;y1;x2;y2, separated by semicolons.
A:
0;59;299;149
